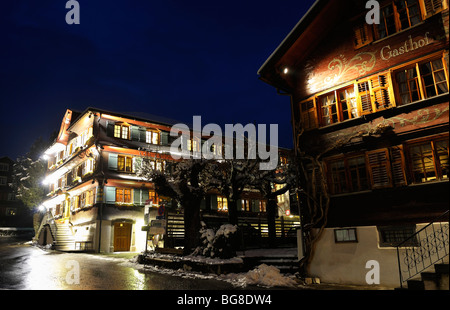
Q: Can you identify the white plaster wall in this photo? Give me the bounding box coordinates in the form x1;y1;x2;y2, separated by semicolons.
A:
308;226;400;288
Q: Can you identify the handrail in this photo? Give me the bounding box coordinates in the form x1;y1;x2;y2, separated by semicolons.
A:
396;210;449;288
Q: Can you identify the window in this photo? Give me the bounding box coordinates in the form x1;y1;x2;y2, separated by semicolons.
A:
395;66;421;105
420;59;449;98
375;1;422;40
327;155;369;195
259;200;267;212
395;57;449;105
0;176;7;186
408;137;449;183
217;196;228;211
116;188;132;204
146;130;160;144
6;208;17;216
319;92;338;126
334;228;357;243
378;225;418;247
0;163;9;171
114;124;130;140
117;155;133;173
149;190;159;205
188;138;200;152
241;199;250;211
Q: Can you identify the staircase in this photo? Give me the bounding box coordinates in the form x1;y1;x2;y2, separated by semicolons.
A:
53;222;76;251
402;263;449;290
396;211;449;290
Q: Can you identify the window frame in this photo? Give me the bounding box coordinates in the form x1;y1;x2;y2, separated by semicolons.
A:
334;228;358;243
114;123;130;140
405;135;449;183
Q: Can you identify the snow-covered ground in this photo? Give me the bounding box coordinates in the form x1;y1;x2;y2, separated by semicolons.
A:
90;251;300;289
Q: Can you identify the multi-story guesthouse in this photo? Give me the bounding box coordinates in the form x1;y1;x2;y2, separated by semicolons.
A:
37;107;298;253
0;157;31;228
258;0;448;287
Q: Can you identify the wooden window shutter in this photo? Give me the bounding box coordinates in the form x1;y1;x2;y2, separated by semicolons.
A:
389;146;407;186
367;149;392;189
370;73;394;110
353;24;373;48
106;121;115;137
105;186;116;203
357;81;373;114
421;0;446;19
300;99;318;130
108;153;118;171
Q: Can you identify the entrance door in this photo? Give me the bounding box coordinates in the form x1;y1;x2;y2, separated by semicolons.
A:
114;222;132;252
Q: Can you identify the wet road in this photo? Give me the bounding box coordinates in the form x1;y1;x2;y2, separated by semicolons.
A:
0;237;245;290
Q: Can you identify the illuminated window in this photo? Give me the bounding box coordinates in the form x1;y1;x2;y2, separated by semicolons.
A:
395;57;449;105
114;124;130;140
146;130;160;144
188;138;200;152
259;200;267;212
117;155;133;173
217;196;228;211
420;59;449;98
408;138;449;183
319;93;338;126
396;67;421;105
241;199;250;211
149;190;159;205
116;188;132;204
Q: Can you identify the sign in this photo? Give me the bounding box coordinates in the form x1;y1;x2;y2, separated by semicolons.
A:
157;204;165;219
149;220;165;235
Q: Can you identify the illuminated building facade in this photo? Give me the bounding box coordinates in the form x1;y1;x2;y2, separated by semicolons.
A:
39;108;297;253
259;0;449;286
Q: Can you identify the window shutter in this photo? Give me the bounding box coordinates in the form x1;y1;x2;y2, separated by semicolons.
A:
200;198;206;210
210;195;218;210
133;189;142;205
105;186;116;203
160;131;169;145
251;200;259;212
131;126;140;141
366;149;392;189
106;121;115;137
357;81;373;114
139;128;146;142
353;24;372;48
370;73;393;110
108;153;118;171
390;146;407;186
422;0;445;18
141;189;149;204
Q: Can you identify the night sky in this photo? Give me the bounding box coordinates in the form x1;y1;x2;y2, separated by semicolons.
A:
1;0;315;160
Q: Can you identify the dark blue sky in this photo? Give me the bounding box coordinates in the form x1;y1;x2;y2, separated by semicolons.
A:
0;0;315;160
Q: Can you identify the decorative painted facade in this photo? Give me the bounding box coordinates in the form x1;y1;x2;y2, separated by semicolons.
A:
259;0;449;287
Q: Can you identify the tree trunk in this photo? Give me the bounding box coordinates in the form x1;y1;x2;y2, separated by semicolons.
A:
183;198;201;255
227;198;239;225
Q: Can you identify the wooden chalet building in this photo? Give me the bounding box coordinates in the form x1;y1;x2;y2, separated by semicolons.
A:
38;108;298;253
258;0;449;287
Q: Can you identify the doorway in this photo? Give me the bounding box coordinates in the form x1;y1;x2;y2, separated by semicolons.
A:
113;222;132;252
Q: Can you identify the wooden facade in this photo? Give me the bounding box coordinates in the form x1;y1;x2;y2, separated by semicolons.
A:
259;0;449;286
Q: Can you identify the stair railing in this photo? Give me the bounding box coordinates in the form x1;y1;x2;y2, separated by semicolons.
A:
396;210;449;288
